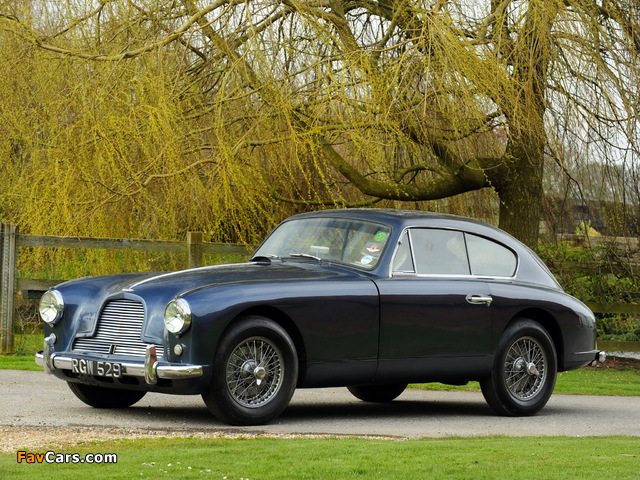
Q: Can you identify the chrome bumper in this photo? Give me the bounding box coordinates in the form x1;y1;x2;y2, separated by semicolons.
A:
35;334;204;385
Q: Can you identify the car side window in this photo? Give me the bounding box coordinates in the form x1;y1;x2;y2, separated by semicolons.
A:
466;234;517;277
410;229;470;275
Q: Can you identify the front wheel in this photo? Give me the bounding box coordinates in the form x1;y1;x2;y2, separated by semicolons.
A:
202;316;298;426
67;382;146;408
481;319;557;416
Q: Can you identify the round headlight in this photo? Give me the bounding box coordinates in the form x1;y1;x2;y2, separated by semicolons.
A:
164;298;192;335
39;290;64;326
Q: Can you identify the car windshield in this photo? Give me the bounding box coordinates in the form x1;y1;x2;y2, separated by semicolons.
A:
254;217;392;270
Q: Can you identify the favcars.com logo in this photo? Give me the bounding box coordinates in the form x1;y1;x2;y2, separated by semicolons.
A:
17;450;118;464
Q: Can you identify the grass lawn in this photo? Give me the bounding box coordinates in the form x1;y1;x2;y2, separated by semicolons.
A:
1;334;44;370
2;436;639;479
410;359;640;397
410;355;640;396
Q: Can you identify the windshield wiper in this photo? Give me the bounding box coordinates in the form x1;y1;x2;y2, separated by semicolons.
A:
288;253;322;261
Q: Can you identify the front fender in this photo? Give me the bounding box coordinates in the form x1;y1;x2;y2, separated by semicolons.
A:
164;278;381;382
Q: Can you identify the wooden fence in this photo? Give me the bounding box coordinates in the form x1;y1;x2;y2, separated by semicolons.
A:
1;223;638;354
0;224;251;353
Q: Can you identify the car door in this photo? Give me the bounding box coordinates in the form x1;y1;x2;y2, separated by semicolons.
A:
374;228;494;381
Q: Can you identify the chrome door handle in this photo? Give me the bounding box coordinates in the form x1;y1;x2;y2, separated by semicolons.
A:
466;294;493;306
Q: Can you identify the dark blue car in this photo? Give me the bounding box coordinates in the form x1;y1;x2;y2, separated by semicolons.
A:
36;209;605;425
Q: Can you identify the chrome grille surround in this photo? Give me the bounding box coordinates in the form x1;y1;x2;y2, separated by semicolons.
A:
73;299;163;360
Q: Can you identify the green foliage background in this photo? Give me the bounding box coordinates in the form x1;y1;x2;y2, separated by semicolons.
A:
537;241;640;340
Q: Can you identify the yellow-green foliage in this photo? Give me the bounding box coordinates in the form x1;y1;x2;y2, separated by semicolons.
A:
1;0;638;274
0;4;501;277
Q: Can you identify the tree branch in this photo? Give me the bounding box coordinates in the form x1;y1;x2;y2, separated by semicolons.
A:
1;0;236;61
271;194;383;207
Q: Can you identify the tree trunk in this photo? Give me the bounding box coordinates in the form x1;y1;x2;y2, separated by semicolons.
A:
492;0;555;248
495;139;545;248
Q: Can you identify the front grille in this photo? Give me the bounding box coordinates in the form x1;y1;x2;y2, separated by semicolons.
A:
73;299;163;360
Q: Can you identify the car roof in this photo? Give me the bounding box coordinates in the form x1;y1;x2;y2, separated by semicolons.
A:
290;208;502;235
293;208;462;221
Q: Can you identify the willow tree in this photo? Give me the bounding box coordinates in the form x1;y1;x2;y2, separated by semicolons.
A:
2;0;639;246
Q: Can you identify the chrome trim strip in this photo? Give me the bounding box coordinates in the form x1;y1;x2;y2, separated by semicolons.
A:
392;272;516;280
127;263;242;290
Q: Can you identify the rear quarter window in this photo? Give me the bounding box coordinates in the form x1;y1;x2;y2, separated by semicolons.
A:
466;234;517;277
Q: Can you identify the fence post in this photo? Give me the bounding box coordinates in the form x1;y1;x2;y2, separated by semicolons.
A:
187;232;203;269
0;223;17;354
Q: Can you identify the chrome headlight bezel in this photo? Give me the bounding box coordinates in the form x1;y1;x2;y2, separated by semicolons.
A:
164;298;192;335
39;290;64;326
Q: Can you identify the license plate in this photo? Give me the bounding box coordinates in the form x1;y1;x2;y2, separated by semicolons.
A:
71;358;122;378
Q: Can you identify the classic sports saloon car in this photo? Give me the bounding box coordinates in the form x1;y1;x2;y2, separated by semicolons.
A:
36;209;605;425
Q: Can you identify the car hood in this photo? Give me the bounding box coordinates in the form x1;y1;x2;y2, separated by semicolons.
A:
55;260;366;332
54;260;368;343
134;260;366;295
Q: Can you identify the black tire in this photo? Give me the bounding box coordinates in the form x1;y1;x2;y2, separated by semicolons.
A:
67;382;146;408
347;384;407;403
480;319;557;416
202;316;298;426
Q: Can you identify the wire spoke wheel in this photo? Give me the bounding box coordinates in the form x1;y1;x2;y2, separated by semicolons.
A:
503;336;547;401
203;316;298;425
481;319;557;416
225;336;284;408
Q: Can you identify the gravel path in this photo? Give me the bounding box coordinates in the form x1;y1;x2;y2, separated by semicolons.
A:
2;368;639;453
1;425;335;453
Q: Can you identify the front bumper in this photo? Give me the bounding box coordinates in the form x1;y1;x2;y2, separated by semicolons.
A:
35;334;204;385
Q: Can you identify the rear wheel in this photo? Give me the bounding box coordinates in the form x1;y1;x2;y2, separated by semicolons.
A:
67;382;146;408
347;384;407;403
481;319;557;416
202;316;298;426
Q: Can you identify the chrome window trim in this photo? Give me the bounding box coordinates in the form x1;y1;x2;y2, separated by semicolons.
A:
389;226;520;280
